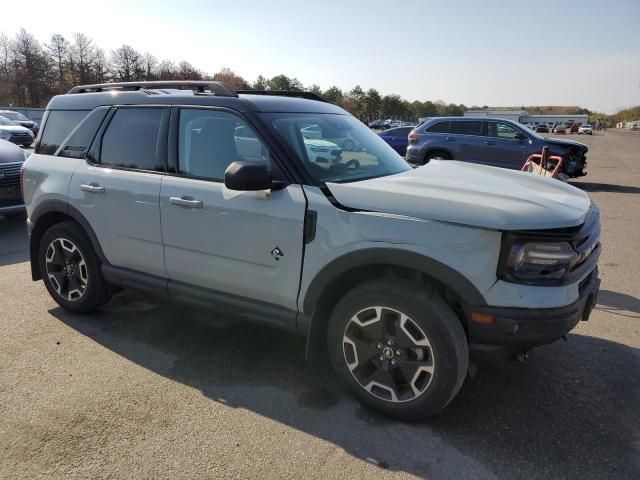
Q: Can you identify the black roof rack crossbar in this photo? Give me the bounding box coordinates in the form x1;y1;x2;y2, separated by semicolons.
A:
68;81;238;97
236;90;327;103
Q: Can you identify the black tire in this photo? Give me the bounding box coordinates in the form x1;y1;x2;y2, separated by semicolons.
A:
38;221;110;314
425;150;451;163
327;279;468;420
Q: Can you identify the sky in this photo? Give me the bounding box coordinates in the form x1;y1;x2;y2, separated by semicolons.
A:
1;0;639;113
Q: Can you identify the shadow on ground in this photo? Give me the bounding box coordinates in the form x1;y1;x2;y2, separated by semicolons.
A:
0;219;29;267
570;182;640;194
49;291;640;480
596;290;640;318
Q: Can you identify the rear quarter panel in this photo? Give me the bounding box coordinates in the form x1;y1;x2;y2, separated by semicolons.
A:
22;154;83;218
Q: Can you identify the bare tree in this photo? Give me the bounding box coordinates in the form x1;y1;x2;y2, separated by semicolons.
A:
46;34;69;92
71;33;95;84
177;61;202;80
12;28;52;106
93;48;108;83
212;67;247;89
142;52;157;80
158;59;177;79
110;45;144;82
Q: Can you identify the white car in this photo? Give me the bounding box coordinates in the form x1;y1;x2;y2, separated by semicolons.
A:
303;138;342;163
578;124;593;135
0;115;35;147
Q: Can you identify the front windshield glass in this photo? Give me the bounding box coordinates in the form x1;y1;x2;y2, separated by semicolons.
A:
1;112;27;121
0;116;16;126
264;113;411;183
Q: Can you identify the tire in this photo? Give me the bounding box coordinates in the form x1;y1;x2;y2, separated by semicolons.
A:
425;151;451;163
38;221;111;314
327;279;468;420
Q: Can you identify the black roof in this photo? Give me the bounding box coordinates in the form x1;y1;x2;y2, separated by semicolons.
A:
48;81;345;115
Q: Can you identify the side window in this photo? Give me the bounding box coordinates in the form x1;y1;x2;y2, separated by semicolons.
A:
425;121;449;133
487;122;520;139
99;108;164;170
38;110;89;155
178;109;270;181
394;127;412;136
449;121;483;136
58;108;109;158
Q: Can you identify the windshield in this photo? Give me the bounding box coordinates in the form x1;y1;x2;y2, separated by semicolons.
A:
0;116;16;126
1;111;28;121
263;113;411;183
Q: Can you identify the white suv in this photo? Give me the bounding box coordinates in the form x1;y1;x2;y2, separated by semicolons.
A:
22;81;601;419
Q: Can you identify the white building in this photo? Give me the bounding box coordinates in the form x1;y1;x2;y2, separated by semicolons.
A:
464;109;588;127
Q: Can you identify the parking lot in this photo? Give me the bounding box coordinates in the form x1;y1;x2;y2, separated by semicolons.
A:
0;130;638;479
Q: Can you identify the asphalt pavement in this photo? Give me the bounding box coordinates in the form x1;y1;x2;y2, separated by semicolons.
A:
0;130;638;479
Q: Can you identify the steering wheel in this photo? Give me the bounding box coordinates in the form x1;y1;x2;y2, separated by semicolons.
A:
343;159;360;169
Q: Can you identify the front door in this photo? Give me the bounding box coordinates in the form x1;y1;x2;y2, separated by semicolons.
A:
481;121;529;169
159;108;306;313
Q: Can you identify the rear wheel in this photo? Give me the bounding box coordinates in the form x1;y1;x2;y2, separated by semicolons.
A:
38;221;110;314
327;279;468;419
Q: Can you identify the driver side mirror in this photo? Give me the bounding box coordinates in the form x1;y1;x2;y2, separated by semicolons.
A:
514;132;527;140
224;161;272;191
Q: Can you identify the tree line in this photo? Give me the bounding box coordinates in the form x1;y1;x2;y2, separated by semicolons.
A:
0;28;469;120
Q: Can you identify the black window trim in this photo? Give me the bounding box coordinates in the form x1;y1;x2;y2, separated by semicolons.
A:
35;109;91;155
54;106;111;159
166;105;291;185
87;105;170;175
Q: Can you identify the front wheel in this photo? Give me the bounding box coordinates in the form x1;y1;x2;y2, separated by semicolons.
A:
38;221;111;314
327;279;468;419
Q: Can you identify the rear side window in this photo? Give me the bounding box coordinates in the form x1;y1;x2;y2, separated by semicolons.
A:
425;121;450;133
394;127;412;136
38;110;89;155
449;121;483;136
58;108;109;158
99;108;164;170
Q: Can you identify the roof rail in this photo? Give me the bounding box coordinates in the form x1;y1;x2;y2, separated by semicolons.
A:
67;81;238;97
236;90;327;103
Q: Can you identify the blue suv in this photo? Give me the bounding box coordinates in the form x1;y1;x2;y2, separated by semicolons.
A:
406;117;589;178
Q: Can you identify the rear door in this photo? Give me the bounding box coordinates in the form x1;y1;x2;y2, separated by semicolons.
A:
482;121;529;169
159;107;306;315
388;127;412;154
68;106;168;277
447;120;485;162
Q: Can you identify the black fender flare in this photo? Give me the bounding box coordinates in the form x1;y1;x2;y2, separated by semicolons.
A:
29;200;108;279
301;248;487;357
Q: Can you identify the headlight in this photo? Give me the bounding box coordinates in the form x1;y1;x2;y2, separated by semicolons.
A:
500;241;579;284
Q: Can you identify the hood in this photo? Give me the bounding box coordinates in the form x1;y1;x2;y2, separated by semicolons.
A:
0;125;33;134
545;138;588;151
0;139;27;163
326;161;591;230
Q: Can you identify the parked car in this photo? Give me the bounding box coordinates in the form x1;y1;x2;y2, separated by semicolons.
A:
0;139;29;220
368;119;384;129
567;123;580;134
535;125;549;133
0;116;35;146
578;124;593;135
406;117;589;177
552;125;566;134
301;124;359;151
378;126;415;155
22;81;601;420
0;110;39;135
303;138;343;163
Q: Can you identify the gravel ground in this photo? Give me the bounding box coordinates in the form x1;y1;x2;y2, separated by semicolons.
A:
0;130;638;479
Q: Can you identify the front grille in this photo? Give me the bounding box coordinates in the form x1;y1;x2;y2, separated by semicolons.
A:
0;162;22;188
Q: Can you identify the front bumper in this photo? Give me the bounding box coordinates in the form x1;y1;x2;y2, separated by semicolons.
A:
465;268;600;352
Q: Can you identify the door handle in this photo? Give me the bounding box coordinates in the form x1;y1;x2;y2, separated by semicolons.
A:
484;141;496;145
80;183;105;194
169;196;203;209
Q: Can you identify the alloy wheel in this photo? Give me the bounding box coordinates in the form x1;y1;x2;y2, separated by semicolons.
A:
342;306;436;403
45;238;89;301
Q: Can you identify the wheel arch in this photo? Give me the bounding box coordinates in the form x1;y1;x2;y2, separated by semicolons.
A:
302;248;486;358
424;148;452;161
29;200;107;280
